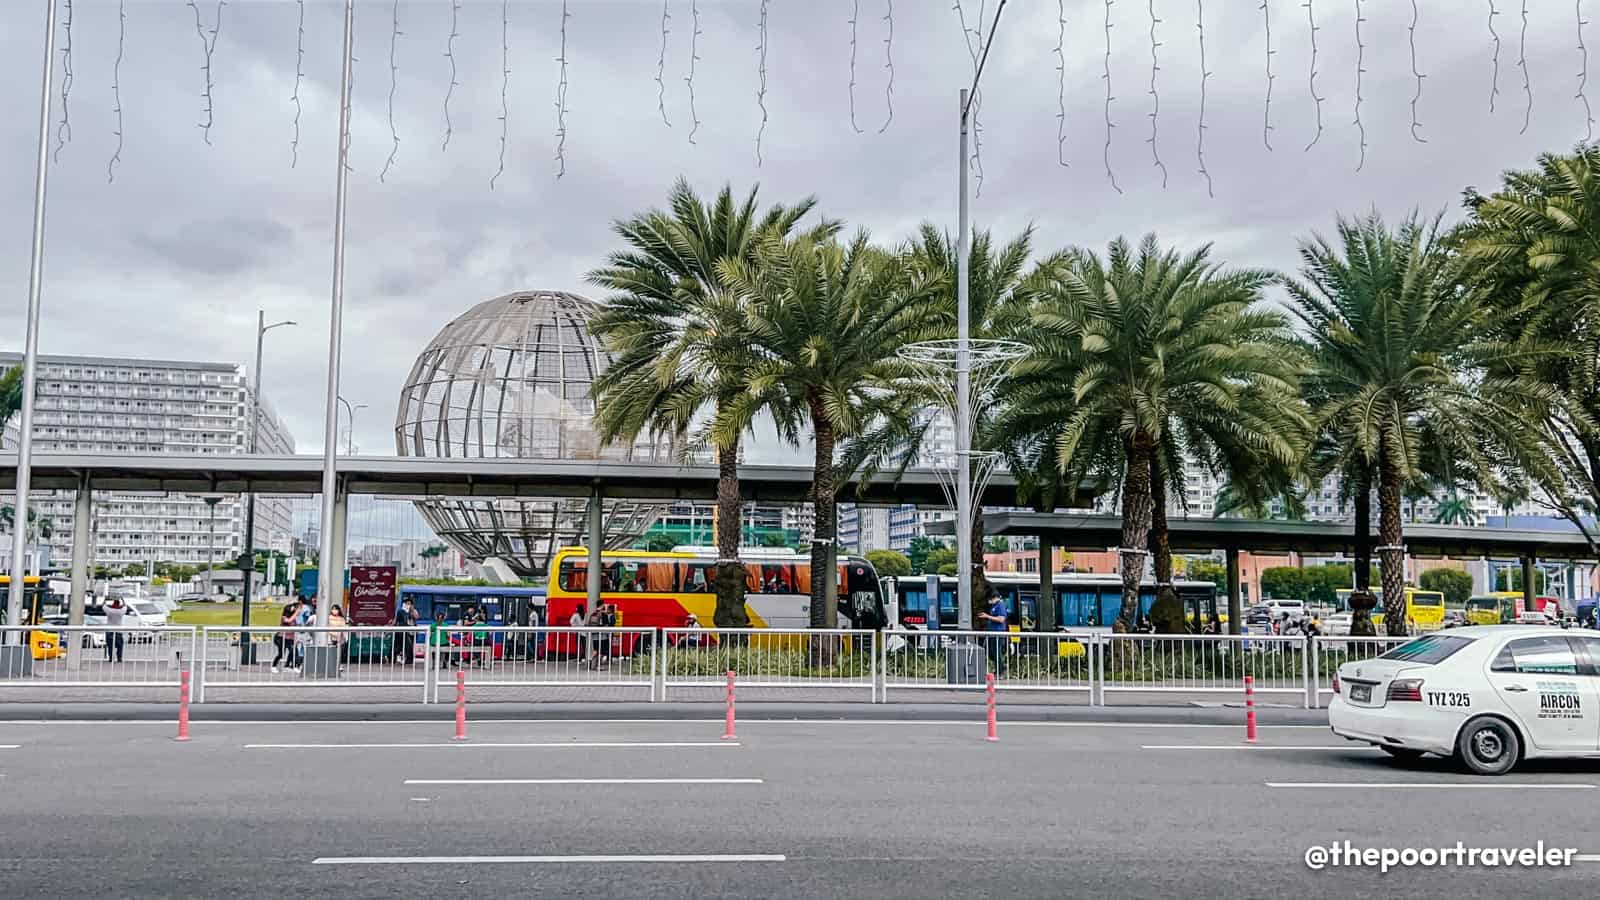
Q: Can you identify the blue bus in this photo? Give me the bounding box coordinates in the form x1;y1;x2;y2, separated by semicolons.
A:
398;584;546;660
885;572;1219;630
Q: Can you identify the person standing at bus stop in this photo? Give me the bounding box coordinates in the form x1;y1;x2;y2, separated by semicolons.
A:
103;598;125;663
391;597;417;665
978;590;1008;677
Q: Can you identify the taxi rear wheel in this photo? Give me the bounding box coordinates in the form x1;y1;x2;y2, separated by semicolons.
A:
1455;715;1521;776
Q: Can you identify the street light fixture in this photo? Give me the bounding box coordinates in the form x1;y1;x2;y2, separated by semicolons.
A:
337;396;368;456
238;312;295;660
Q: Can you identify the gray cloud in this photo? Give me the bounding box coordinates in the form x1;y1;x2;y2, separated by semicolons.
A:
0;0;1594;464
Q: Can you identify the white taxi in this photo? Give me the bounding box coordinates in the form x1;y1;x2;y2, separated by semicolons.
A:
1329;626;1600;775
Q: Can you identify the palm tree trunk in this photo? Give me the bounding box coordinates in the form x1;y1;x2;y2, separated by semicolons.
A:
1116;437;1155;631
714;444;750;629
1348;466;1378;636
808;403;838;629
1147;457;1182;632
969;506;993;631
1377;441;1408;637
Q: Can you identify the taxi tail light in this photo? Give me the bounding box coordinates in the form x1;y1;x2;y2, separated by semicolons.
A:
1387;678;1424;702
1331;672;1340;695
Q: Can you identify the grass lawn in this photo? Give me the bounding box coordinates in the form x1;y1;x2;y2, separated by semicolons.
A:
169;601;284;628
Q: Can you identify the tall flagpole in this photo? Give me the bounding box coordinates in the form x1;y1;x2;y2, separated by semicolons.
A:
314;0;357;637
6;0;60;650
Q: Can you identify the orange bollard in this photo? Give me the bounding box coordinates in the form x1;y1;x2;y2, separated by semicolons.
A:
722;670;737;741
985;672;998;742
176;669;192;743
1244;674;1258;744
453;669;467;741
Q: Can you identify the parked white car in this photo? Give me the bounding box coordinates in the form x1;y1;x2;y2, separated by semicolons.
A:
1329;626;1600;775
1325;613;1353;636
1262;598;1307;619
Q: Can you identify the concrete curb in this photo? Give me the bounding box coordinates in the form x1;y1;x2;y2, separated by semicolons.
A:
0;701;1332;726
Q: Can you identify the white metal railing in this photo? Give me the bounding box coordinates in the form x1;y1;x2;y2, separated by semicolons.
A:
0;626;196;688
1098;633;1310;707
880;628;1093;699
1309;634;1414;709
197;627;430;702
433;626;657;701
658;628;877;702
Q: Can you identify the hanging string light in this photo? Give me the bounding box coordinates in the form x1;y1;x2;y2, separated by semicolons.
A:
756;0;769;165
55;0;73;163
656;0;671;128
1055;0;1067;166
380;0;402;183
1195;0;1211;197
1260;0;1275;151
849;0;863;134
1487;1;1501;114
1147;0;1166;188
879;0;895;133
955;0;986;196
1104;0;1121;193
491;0;508;189
189;0;224;146
442;0;461;152
1579;0;1594;141
1303;0;1324;151
108;0;124;183
1408;0;1427;142
685;0;703;144
556;0;571;178
1519;0;1533;134
1353;0;1366;170
291;0;305;167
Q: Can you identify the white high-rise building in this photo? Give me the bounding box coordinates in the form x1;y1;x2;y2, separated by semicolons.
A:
837;504;891;554
0;353;296;571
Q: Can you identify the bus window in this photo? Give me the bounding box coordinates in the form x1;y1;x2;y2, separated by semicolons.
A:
1058;590;1096;627
680;563;713;593
644;561;676;592
744;564;762;593
760;564;796;594
558;559;588;592
614;561;647;592
900;584;930;622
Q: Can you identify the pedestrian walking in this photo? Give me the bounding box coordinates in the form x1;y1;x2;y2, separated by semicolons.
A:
430;608;453;668
271;602;298;672
292;599;314;672
978;590;1008;677
586;602;607;669
103;598;126;663
391;598;417;664
570;602;588;664
329;604;349;669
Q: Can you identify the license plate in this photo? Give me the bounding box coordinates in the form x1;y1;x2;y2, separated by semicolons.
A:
1349;684;1372;703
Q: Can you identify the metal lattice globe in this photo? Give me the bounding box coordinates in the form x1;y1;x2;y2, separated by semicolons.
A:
395;290;673;575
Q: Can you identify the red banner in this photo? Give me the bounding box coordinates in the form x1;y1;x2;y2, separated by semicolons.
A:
348;566;397;626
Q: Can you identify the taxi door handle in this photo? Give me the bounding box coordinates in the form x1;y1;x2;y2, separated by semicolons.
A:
1504;685;1529;693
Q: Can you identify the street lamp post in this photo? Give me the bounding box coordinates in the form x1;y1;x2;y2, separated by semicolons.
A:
953;2;1006;630
337;396;368;456
239;312;295;661
4;0;59;672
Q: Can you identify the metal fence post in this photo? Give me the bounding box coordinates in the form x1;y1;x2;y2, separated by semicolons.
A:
870;630;880;704
1092;633;1104;707
422;627;434;704
194;627;206;704
651;628;662;703
1308;634;1320;710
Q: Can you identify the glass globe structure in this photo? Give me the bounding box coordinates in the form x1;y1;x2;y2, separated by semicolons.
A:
395;290;673;575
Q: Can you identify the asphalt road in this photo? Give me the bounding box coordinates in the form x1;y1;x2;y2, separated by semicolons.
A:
0;718;1596;898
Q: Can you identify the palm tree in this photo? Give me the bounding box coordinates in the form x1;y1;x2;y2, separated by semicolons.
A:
1431;492;1477;526
0;366;23;450
1457;146;1600;550
1284;212;1557;636
717;231;947;627
587;179;836;627
997;235;1306;631
838;225;1035;628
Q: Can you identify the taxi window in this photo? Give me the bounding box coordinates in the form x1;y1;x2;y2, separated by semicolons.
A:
1490;636;1579;675
1378;634;1473;665
1571;636;1600;674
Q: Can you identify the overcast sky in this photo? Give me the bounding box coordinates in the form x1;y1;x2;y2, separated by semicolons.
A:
1;0;1594;465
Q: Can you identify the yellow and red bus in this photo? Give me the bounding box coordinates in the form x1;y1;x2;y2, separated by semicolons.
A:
544;547;887;655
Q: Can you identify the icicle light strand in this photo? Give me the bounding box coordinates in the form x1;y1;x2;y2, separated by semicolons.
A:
556;0;571;178
1520;0;1533;134
55;0;73;163
442;0;460;152
879;0;895;133
108;0;124;183
1104;0;1121;193
1487;1;1501;114
756;0;769;166
1354;0;1367;170
1580;0;1594;140
189;0;223;146
849;0;863;133
381;0;402;183
1261;0;1275;151
657;0;671;128
955;0;986;196
1408;0;1427;142
492;0;508;189
1147;0;1166;188
1196;0;1211;197
1056;0;1068;166
291;0;305;166
1303;0;1324;151
686;0;703;144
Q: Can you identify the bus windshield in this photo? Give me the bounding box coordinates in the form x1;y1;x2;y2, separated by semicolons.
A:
1408;591;1444;608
